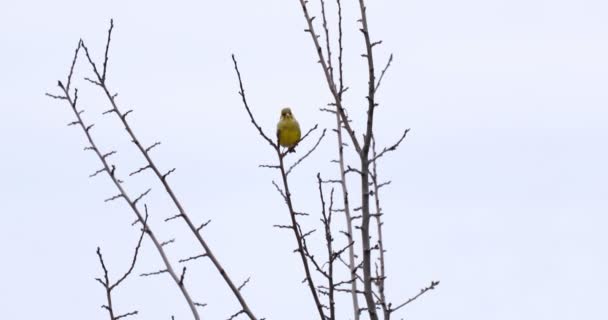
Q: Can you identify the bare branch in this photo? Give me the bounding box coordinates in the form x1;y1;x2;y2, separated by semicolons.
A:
53;38;202;319
179;254;208;264
196;219;212;232
132;188;151;205
179;267;187;285
369;129;410;164
140;269;169;277
271;180;287;202
129;165;151;176
227;310;246;320
110;213;148;290
89;168;107;178
102;19;114;83
102;150;117;159
164;213;182;222
390;281;440;313
104;194;123;203
259;164;280;170
66;40;82;91
115;311;138;320
145;141;161;153
286;128;327;175
45;93;67;100
162;168;176;180
238;277;251;291
160;238;176;247
231;54;277;150
374;54;393;93
297;0;362;154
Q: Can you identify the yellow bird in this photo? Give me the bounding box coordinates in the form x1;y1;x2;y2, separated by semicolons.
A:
277;107;301;150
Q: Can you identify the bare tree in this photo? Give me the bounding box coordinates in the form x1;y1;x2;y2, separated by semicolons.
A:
47;1;438;319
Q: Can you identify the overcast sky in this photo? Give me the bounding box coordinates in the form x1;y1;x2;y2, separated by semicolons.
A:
1;0;607;319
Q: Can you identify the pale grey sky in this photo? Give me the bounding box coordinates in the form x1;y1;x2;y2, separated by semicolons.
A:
1;0;607;319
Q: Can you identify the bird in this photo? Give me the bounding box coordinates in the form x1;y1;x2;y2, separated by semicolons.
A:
277;107;301;151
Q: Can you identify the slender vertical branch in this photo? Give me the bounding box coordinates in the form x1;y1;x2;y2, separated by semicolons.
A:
278;153;326;320
297;0;380;318
336;0;345;98
371;137;389;320
80;27;258;320
318;174;336;320
332;1;360;318
298;0;362;154
319;0;334;83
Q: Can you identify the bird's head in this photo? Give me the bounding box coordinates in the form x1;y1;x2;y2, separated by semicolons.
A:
280;107;294;119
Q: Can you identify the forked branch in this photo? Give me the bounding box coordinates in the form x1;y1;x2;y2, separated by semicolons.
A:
79;22;258;320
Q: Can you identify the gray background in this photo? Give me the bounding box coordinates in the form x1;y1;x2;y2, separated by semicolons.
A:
1;0;607;319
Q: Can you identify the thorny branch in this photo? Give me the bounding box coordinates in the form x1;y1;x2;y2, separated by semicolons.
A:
47;51;201;318
78;21;259;320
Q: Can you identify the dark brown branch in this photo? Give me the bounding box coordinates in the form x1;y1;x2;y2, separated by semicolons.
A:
164;213;182;222
140;269;169;277
104;194;123;203
132;188;151;205
66;40;82;92
227;310;246;320
196;219;212;232
231;55;277;150
90;168;107;178
110;213;148;291
179;254;208;264
95;213;145;320
115;311;138;320
179;267;187;285
145;141;161;153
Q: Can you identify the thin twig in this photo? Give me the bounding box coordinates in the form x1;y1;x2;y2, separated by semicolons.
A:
371;137;389;319
233;55;326;320
369;129;409;165
231;54;277;150
389;281;440;314
318;174;336;320
286;128;326;175
374;54;393;93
